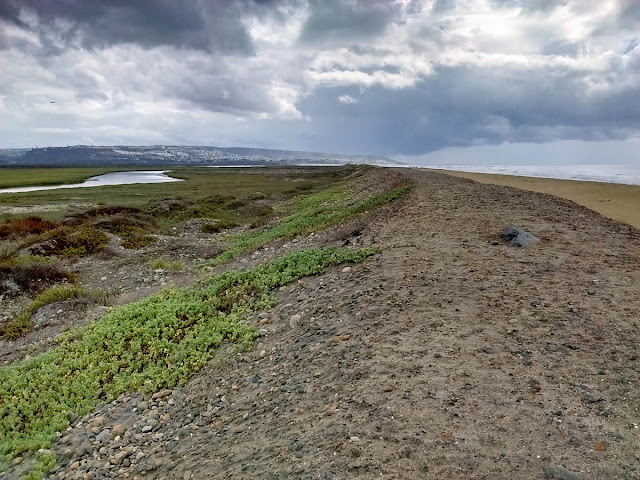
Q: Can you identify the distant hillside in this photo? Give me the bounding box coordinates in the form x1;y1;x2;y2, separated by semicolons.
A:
0;145;398;167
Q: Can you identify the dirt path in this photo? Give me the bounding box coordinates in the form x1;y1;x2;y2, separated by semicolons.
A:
43;170;639;480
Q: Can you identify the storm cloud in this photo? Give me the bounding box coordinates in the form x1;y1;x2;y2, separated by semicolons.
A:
0;0;638;158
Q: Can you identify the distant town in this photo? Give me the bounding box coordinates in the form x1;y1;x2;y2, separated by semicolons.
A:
0;145;397;167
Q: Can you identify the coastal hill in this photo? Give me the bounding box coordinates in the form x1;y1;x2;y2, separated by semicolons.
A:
0;145;397;167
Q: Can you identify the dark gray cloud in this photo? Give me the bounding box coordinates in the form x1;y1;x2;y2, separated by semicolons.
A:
298;55;640;156
0;0;638;158
432;0;456;14
300;0;401;44
0;0;256;53
519;0;568;13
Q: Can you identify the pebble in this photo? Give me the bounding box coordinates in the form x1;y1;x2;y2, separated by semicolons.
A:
466;457;479;470
584;394;603;404
91;416;105;428
112;424;125;437
151;389;173;400
290;314;302;328
96;429;112;445
112;450;129;464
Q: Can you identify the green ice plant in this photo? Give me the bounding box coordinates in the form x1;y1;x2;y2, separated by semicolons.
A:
205;184;411;267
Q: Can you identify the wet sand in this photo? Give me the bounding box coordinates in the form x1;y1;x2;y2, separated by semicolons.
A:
428;169;640;229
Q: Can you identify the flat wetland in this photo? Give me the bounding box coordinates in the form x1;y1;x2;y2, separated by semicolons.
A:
0;166;638;480
0;167;339;219
0;167;141;189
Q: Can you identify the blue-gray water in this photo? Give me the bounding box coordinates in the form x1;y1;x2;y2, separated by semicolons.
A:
0;171;182;194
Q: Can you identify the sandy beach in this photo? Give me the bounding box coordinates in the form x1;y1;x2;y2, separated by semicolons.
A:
429;168;640;229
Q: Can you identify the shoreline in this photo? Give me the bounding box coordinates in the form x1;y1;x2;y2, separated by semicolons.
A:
426;168;640;229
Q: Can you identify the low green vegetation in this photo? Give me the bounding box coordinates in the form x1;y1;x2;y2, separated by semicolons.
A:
1;285;105;340
0;166;359;213
205;184;411;266
200;220;238;234
0;246;378;475
20;226;109;258
120;234;156;250
248;191;268;200
150;258;184;272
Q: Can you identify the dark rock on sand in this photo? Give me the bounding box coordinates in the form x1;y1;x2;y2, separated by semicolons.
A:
544;465;583;480
501;226;539;247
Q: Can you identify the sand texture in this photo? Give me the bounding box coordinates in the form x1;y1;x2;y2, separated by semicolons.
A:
429;168;640;229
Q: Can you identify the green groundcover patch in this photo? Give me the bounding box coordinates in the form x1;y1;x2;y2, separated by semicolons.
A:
206;184;411;267
0;246;379;476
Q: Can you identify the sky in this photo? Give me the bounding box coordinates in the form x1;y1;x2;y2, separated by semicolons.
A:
0;0;639;164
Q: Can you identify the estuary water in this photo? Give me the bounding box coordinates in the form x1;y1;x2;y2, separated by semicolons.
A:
0;171;182;194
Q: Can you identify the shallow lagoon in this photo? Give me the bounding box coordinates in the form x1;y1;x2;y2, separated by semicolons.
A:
0;171;182;194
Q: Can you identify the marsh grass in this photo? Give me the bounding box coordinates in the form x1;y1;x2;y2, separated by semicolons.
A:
0;168;137;189
120;234;156;250
21;226;109;257
1;285;105;340
200;220;238;234
150;258;184;272
0;263;75;296
0;253;76;303
0;166;363;218
0;217;59;239
0;246;378;476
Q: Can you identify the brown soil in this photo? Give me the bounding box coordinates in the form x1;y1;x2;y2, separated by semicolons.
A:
9;169;640;479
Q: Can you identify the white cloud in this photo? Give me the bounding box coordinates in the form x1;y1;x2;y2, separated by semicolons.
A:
338;95;358;104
